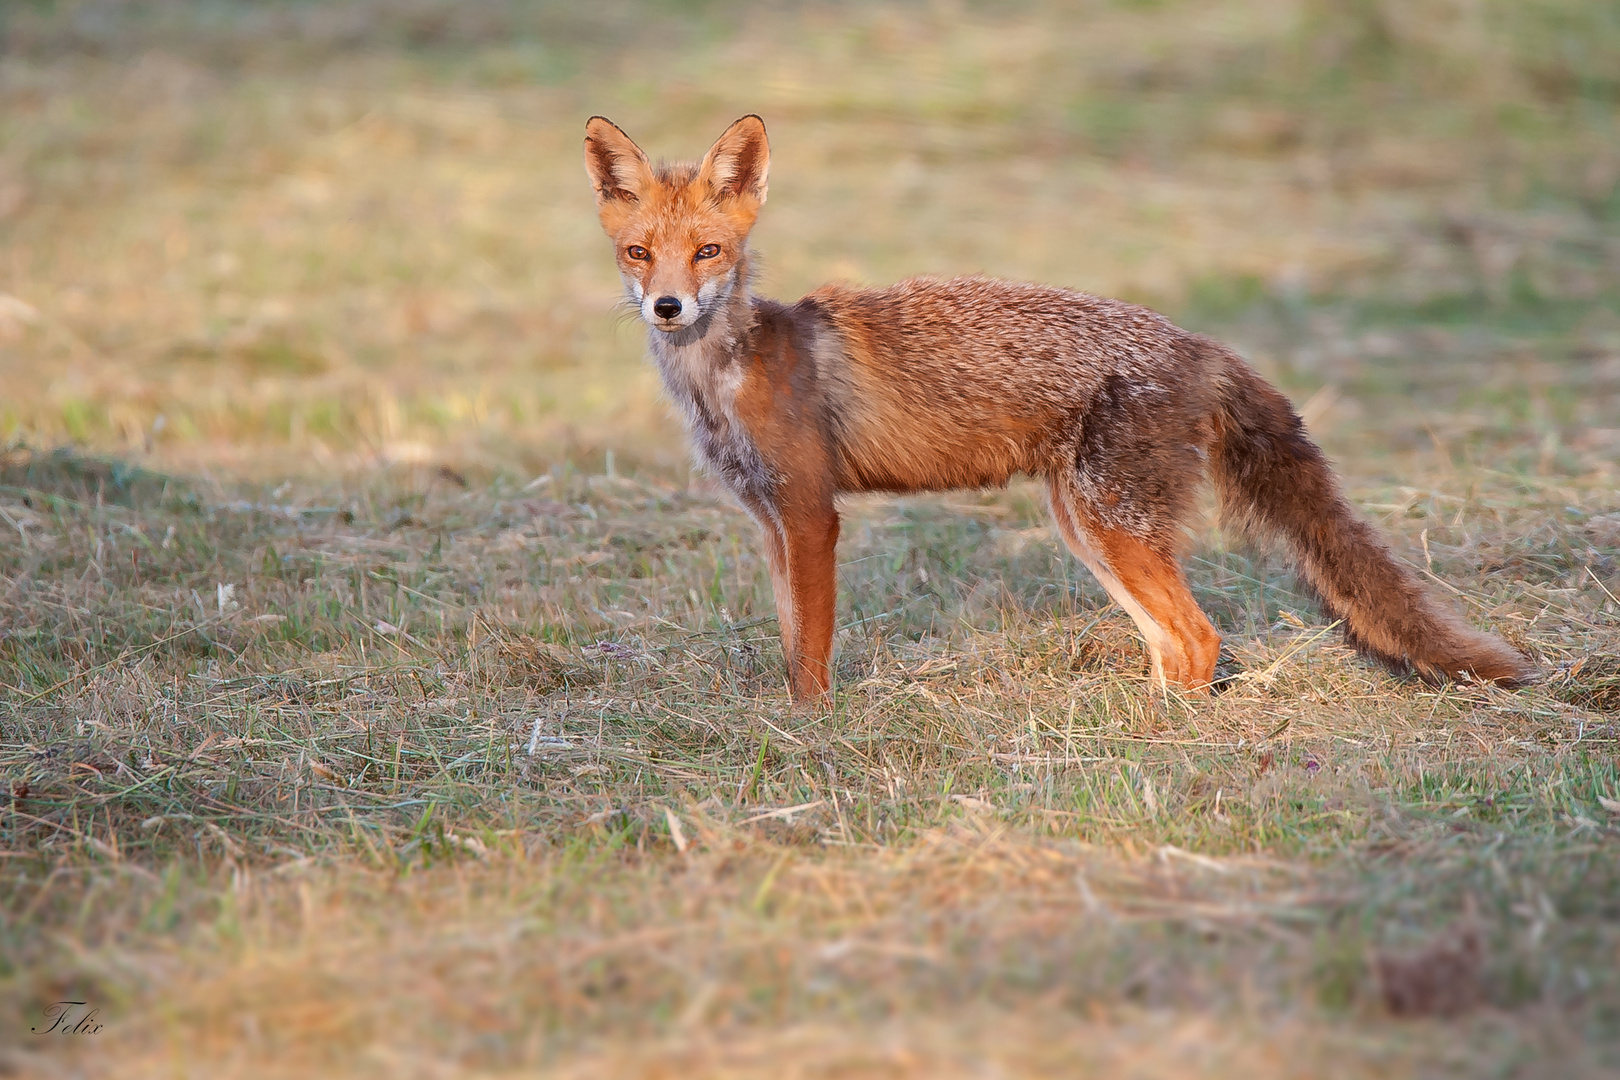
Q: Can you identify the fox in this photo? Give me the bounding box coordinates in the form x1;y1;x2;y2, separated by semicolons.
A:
583;113;1537;702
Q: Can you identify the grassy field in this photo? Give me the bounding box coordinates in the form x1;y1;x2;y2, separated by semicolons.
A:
2;1;1619;1075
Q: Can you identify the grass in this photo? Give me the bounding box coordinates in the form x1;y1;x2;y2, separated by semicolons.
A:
2;0;1619;1075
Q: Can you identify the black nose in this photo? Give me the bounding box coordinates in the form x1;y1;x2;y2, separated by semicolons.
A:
652;296;682;320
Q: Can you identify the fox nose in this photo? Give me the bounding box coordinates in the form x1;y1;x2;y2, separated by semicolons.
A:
652;296;682;320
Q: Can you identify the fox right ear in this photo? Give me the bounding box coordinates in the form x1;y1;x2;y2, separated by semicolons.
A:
583;117;654;224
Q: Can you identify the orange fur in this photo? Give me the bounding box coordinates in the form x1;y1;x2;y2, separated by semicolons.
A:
584;115;1537;701
1046;471;1222;689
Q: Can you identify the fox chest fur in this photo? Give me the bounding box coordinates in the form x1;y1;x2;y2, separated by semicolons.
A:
645;295;810;509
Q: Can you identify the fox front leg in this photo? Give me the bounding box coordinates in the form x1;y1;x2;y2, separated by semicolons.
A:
752;500;839;701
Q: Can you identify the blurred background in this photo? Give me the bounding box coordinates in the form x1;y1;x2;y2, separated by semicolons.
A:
0;0;1616;483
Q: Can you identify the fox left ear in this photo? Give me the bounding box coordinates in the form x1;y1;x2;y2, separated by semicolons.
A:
699;115;769;207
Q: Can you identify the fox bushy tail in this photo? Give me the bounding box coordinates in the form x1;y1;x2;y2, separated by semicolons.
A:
1207;346;1535;687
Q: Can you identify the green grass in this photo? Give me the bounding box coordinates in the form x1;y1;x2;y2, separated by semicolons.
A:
1;0;1619;1075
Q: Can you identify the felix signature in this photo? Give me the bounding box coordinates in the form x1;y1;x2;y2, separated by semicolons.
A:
32;1001;103;1035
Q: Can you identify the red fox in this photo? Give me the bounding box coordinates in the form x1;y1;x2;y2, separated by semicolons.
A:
583;114;1536;701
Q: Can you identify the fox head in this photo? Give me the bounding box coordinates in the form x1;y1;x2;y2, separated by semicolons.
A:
583;115;769;334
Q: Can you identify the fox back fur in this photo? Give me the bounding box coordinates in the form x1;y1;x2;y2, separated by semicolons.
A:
584;113;1536;701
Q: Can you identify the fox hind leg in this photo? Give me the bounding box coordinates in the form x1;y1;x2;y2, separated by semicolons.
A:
1046;475;1221;691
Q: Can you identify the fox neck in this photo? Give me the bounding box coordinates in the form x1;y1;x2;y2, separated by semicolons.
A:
644;250;757;411
642;250;775;502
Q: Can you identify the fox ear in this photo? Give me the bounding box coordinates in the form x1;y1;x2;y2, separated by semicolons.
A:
699;115;769;206
583;116;654;218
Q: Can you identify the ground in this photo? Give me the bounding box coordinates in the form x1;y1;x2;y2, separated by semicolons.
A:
1;2;1618;1077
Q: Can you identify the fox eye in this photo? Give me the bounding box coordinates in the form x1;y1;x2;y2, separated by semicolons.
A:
695;244;721;260
626;245;649;261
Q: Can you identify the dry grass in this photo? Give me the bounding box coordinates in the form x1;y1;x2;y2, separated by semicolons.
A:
3;445;1618;1075
2;0;1619;1076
